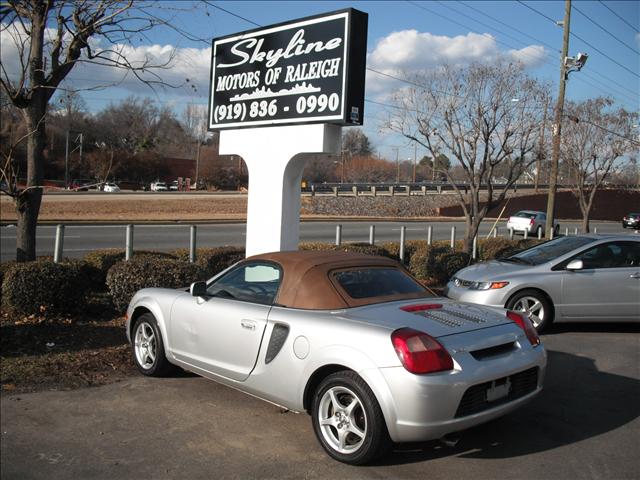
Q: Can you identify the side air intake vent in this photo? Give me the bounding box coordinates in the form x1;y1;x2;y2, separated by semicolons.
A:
265;323;290;364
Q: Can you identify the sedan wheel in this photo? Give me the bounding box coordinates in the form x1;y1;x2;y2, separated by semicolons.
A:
132;313;175;376
507;289;554;332
311;371;391;465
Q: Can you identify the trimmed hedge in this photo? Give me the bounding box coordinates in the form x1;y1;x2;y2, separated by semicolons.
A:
2;259;91;316
84;249;176;288
171;246;245;278
431;251;471;284
106;256;205;311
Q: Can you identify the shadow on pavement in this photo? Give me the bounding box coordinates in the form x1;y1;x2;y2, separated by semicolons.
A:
544;322;640;335
372;349;640;466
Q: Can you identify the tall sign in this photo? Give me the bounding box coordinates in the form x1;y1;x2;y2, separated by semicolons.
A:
209;9;367;130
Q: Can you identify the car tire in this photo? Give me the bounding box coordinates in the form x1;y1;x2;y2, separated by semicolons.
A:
506;289;554;332
132;313;175;376
311;371;391;465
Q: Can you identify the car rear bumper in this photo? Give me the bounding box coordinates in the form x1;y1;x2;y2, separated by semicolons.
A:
376;339;546;442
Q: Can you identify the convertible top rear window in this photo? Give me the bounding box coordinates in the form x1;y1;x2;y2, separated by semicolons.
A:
333;268;427;299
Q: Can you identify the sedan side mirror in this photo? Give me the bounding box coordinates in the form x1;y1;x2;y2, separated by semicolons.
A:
566;259;584;271
190;281;208;297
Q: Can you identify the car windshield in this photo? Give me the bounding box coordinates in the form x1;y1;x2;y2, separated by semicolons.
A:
333;268;428;299
513;211;536;219
505;236;595;265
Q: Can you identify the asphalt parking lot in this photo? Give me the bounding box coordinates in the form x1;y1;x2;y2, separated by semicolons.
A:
1;324;639;480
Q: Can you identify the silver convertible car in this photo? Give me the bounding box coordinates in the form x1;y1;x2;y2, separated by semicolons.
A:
445;235;640;332
126;251;546;464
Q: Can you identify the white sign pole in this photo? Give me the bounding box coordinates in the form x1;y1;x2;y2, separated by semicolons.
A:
220;123;341;257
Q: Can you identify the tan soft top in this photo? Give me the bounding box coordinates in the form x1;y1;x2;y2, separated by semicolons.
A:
246;250;428;310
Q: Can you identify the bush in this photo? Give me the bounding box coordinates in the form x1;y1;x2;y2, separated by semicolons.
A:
0;260;17;292
84;249;175;289
106;257;205;311
335;242;390;257
431;251;471;284
381;240;426;264
2;259;91;316
193;246;245;278
408;243;451;281
299;242;337;252
479;238;522;261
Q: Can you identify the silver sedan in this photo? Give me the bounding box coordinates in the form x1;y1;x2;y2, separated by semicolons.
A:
445;235;640;331
126;251;546;465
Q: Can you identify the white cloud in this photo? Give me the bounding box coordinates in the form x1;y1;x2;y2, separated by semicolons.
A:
366;29;546;93
1;21;212;97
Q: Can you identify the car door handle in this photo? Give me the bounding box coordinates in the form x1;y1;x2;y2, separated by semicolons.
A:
630;273;640;279
241;320;257;331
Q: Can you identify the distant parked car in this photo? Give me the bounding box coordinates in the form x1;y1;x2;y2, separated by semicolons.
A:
506;210;558;237
170;180;179;191
150;181;168;192
445;234;640;332
622;213;640;229
102;182;120;193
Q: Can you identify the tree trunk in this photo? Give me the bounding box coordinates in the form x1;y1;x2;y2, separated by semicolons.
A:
15;102;46;261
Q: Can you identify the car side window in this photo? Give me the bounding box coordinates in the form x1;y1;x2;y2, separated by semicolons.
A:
572;242;640;269
206;262;281;305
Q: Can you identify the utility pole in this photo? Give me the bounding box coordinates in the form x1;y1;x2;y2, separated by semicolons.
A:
195;139;201;190
64;131;70;189
394;147;400;183
535;96;549;192
545;0;571;237
412;142;417;183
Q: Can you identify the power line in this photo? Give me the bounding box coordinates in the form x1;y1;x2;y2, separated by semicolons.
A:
517;1;640;79
455;1;639;101
573;4;639;56
564;114;640;147
598;0;640;34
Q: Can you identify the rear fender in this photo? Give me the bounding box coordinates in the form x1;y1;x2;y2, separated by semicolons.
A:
299;345;398;434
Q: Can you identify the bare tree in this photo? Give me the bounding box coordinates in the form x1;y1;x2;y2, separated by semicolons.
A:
561;98;638;233
385;60;547;252
0;1;198;261
342;128;373;156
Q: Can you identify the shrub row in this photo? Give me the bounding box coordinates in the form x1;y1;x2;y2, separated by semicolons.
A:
1;239;540;317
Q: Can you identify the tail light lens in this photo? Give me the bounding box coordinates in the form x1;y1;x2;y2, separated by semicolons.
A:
391;328;454;374
530;218;535;225
507;311;540;347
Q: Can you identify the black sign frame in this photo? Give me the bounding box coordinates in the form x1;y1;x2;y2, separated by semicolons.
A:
208;8;368;131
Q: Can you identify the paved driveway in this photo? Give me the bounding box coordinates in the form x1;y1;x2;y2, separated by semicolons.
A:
2;325;639;480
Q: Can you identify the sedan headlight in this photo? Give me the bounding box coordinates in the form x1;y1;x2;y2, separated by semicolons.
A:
469;281;509;290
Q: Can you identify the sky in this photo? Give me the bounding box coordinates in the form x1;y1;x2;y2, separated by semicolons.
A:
2;0;639;161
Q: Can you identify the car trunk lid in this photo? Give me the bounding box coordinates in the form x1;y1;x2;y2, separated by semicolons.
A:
346;298;513;338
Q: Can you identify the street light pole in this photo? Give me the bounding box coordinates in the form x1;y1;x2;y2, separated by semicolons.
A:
545;0;572;238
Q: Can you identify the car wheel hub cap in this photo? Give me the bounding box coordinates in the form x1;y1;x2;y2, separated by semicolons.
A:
318;386;367;454
134;322;156;370
514;296;544;328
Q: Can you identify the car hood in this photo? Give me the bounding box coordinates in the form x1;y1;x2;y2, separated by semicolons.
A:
345;297;513;338
452;260;532;282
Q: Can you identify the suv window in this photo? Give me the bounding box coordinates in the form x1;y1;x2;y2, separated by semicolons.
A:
571;241;640;269
207;262;281;304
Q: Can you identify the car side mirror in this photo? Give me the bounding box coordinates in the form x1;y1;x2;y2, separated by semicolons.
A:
566;259;584;271
190;281;208;297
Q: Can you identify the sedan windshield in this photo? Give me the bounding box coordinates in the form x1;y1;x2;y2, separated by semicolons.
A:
506;236;594;266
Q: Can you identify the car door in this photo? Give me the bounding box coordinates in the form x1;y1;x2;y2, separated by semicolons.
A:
558;241;640;320
170;262;282;381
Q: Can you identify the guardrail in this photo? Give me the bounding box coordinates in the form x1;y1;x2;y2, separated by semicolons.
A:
302;182;559;196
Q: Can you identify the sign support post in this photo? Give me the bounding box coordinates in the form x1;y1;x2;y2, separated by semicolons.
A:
220;124;340;256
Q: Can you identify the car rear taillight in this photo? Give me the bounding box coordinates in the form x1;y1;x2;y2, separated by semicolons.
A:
391;328;454;374
507;311;540;347
530;218;535;226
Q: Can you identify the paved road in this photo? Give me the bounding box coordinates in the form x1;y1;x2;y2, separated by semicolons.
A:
0;220;627;262
1;324;638;479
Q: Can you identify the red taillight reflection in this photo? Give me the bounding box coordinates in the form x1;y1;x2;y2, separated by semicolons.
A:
507;311;540;347
391;328;454;374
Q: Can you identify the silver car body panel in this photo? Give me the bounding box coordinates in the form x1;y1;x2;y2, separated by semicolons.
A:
127;285;546;443
446;235;640;322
